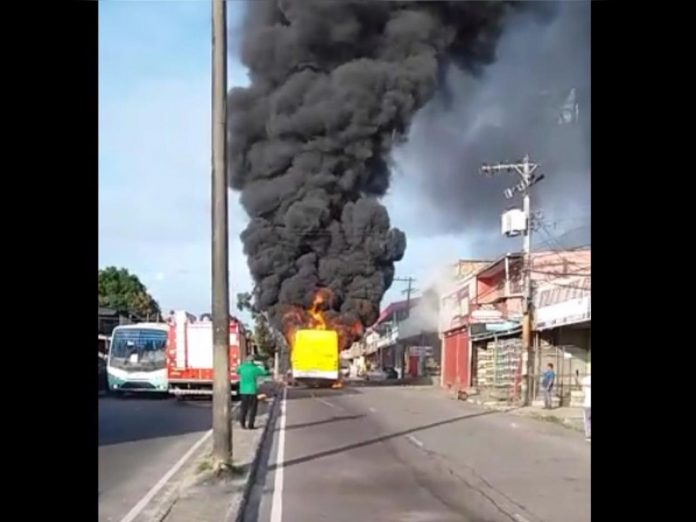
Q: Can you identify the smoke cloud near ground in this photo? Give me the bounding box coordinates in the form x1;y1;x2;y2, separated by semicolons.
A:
393;1;590;254
227;0;576;337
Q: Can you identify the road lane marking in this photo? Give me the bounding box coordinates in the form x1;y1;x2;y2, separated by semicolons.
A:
118;429;213;522
316;398;336;409
270;387;287;522
406;435;424;448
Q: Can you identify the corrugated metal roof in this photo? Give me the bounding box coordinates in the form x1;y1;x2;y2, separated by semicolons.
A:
374;298;420;326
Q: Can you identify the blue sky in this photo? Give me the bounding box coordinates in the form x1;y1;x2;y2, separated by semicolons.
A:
98;0;504;321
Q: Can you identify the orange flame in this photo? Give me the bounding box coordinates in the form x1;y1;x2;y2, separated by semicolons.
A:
308;292;327;330
281;288;365;352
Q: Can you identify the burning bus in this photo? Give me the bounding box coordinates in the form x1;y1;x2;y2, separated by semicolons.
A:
284;289;361;388
291;329;340;387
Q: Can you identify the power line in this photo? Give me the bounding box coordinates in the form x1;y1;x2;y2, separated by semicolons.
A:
531;267;590;275
393;276;417;311
481;154;546;406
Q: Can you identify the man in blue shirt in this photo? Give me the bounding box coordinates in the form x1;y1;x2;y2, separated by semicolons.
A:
541;363;556;409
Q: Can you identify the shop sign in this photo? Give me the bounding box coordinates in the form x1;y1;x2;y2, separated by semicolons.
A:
409;345;432;357
535;295;591;330
470;306;504;324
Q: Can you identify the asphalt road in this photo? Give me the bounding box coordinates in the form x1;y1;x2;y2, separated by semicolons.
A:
245;385;590;522
98;395;212;522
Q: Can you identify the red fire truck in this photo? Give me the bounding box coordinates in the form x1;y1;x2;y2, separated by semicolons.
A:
166;311;249;399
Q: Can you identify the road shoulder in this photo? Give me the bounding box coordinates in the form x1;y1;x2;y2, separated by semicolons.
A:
150;397;278;522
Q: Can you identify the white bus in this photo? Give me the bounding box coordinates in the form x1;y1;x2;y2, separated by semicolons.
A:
107;322;169;394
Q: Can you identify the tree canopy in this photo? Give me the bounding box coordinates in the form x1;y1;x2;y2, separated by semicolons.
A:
237;291;277;360
99;267;161;319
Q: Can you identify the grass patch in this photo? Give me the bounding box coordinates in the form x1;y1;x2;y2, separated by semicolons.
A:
229;464;246;476
197;457;214;474
196;455;247;478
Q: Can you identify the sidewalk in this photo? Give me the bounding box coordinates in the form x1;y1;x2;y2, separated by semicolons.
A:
419;385;586;433
157;398;275;522
513;405;585;432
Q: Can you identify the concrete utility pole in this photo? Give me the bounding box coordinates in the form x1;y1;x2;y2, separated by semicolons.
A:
393;276;417;377
211;0;231;466
481;155;543;405
395;276;417;314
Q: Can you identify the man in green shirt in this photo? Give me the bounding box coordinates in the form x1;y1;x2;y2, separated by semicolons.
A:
236;356;269;429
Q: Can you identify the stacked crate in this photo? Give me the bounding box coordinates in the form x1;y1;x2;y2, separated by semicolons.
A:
476;343;495;388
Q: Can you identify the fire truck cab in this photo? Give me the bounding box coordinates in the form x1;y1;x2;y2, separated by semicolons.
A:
166;311;248;399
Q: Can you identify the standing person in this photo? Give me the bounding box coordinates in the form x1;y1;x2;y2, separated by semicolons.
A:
236;356;269;429
541;363;556;409
582;372;591;441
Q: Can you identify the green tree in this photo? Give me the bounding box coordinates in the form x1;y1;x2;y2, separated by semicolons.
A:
237;291;277;360
236;292;256;316
99;266;161;319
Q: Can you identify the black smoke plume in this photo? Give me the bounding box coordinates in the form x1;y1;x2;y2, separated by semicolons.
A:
392;1;590;254
227;1;542;337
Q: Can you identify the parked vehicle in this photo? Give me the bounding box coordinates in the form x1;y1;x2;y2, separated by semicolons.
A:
366;367;399;381
166;311;249;399
98;334;109;392
107;323;168;394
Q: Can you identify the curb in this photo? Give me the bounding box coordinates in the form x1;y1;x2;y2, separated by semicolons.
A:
462;397;584;433
227;387;282;522
147;404;240;522
522;412;584;432
465;398;517;413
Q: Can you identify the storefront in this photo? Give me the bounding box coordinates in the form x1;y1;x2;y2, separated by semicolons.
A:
470;322;524;404
440;283;473;393
441;327;469;390
533;276;591;406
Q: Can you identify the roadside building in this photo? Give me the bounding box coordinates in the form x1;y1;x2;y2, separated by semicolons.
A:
439;260;490;394
342;289;442;380
98;307;140;336
440;249;591;406
396;288;441;378
532;252;591;407
468;253;525;403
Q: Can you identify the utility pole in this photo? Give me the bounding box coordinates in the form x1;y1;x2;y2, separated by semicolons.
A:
393;276;416;378
481;155;543;405
211;0;231;467
394;276;417;313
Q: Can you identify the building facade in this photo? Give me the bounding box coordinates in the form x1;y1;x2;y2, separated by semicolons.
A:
439;260;490;393
439;249;591;406
533;263;591;406
98;307;140;336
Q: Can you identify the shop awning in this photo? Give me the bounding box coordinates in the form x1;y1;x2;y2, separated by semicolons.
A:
470;325;522;342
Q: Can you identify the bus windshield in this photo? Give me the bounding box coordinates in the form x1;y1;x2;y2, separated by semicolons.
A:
109;328;167;372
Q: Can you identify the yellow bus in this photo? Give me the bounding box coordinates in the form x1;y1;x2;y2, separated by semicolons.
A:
291;329;339;386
